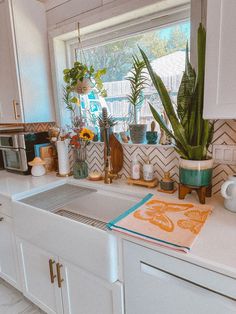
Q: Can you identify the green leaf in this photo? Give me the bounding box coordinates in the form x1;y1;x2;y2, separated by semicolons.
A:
140;48;189;152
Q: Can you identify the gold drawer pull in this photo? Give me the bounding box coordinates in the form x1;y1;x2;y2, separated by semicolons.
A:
0;217;4;222
56;262;64;288
49;259;56;284
13;100;20;120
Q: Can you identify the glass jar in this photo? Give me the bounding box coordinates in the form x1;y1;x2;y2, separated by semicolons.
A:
73;146;88;179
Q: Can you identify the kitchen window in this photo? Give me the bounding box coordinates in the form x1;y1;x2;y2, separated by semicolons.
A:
67;18;190;132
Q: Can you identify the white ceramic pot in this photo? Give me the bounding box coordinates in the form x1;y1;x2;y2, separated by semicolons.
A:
76;78;92;95
221;175;236;212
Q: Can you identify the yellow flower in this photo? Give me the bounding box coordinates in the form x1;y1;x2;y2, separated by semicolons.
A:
79;128;94;141
76;98;81;107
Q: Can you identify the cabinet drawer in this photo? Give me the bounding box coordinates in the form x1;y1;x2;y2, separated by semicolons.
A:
123;241;236;300
0;195;12;217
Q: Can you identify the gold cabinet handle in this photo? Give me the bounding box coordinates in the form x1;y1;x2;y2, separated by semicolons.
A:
49;259;56;284
56;262;64;288
0;217;3;222
13;100;20;120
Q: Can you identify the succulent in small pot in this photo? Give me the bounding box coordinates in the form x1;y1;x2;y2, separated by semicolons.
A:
146;121;158;144
63;61;107;97
140;24;214;188
126;55;148;144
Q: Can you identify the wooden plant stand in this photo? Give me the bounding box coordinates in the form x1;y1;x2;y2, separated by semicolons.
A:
178;183;212;204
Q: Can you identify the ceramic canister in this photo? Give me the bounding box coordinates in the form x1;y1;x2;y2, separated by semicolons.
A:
221;175;236;212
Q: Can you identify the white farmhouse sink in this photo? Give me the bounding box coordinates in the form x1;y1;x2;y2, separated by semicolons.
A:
13;183;141;283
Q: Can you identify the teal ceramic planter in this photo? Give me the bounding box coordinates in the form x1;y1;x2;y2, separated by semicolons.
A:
146;131;158;144
179;158;213;187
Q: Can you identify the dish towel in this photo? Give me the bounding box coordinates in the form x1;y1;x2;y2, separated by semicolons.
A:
107;194;213;252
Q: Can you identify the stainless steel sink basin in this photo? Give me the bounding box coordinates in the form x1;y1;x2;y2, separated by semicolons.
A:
20;183;140;226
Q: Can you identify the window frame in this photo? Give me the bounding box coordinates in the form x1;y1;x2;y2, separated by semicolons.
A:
66;7;190;66
54;4;190;127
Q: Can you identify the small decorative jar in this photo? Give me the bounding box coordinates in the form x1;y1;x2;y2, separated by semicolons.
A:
28;157;46;177
160;172;174;191
73;147;88;179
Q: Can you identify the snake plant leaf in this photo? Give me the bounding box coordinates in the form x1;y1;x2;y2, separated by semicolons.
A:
196;23;206;145
149;104;189;159
187;145;204;160
140;47;190;153
177;42;197;142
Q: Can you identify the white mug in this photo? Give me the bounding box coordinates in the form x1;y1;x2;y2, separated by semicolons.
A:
221;175;236;212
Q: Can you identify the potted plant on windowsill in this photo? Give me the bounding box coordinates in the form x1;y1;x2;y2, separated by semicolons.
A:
63;61;107;97
140;24;214;188
126;55;148;144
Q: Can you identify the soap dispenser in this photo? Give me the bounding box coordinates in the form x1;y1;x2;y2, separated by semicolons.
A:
131;155;140;180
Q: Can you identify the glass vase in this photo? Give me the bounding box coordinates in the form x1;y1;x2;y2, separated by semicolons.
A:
73;146;88;179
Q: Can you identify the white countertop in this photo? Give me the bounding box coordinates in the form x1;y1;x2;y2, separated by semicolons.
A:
0;170;66;199
1;170;236;280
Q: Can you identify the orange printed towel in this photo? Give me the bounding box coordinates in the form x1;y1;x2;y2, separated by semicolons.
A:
107;194;213;252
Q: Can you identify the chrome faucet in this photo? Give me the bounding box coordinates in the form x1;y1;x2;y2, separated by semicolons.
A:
102;107;117;184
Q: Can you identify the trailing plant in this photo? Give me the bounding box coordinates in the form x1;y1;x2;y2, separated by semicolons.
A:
63;86;84;129
63;61;107;97
126;55;148;124
139;23;214;160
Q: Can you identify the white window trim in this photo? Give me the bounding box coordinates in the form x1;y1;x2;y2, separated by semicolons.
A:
67;6;190;66
49;4;190;126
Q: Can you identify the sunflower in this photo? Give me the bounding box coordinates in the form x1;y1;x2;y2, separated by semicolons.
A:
79;128;94;141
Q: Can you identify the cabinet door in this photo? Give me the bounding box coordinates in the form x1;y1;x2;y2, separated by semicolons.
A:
17;239;63;314
60;258;124;314
203;0;236;119
124;241;236;314
0;0;22;123
10;0;55;123
0;214;19;288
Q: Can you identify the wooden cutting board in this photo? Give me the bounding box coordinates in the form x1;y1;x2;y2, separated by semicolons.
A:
109;133;123;174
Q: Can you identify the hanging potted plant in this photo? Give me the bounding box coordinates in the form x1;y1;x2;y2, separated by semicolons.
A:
140;24;214;188
63;61;107;97
126;55;148;144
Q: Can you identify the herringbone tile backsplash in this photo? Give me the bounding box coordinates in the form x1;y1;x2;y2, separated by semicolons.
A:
86;120;236;195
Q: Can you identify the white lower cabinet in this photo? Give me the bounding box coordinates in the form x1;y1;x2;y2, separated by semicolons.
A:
123;241;236;314
0;214;19;289
17;240;63;314
17;238;124;314
61;258;124;314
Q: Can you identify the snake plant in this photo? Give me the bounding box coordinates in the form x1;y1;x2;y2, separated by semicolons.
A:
140;24;214;160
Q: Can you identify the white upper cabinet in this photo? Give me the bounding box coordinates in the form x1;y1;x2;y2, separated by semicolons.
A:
0;0;55;123
0;0;21;123
204;0;236;119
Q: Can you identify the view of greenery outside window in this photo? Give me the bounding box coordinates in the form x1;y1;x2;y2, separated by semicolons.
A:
75;20;190;133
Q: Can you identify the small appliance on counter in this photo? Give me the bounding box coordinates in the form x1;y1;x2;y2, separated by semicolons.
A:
0;132;49;175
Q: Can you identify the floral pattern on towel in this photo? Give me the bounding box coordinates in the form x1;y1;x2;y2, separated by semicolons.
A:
134;200;194;232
